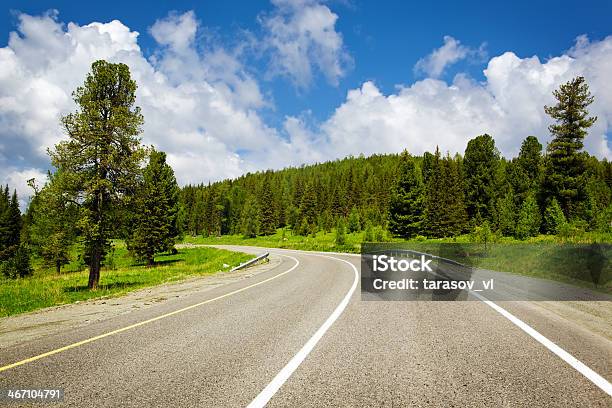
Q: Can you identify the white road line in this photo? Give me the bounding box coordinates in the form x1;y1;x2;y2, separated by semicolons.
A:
424;266;612;396
423;263;611;396
252;248;612;399
469;290;612;396
247;254;359;408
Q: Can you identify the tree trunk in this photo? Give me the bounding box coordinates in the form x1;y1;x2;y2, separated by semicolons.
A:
146;255;154;268
56;260;61;275
88;249;101;289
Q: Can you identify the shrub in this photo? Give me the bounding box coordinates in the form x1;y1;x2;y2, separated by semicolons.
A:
347;207;361;233
374;226;386;242
1;245;33;279
335;219;347;246
515;194;541;240
557;220;587;242
543;198;566;234
363;222;374;242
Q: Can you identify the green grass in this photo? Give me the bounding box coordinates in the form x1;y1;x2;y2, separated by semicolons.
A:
186;228;611;293
0;244;252;317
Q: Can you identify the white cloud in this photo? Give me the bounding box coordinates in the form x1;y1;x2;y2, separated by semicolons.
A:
261;0;351;88
0;10;296;201
0;167;48;209
1;9;611;211
414;35;486;78
303;35;612;162
149;10;197;53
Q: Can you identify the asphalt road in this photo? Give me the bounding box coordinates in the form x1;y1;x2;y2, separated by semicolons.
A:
0;246;611;407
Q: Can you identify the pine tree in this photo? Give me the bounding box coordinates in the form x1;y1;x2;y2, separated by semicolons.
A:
463;134;500;223
496;191;516;236
425;150;468;237
422;151;435;185
388;151;424;238
443;154;469;234
321;209;334;233
50;60;145;288
300;182;318;227
0;186;9;260
335;218;347;246
0;187;22;262
241;196;261;238
0;186;33;279
7;190;21;250
127;150;180;266
543;76;597;219
259;179;277;236
0;245;32;279
192;193;206;236
347;207;361;233
363;221;374;242
30;173;78;273
295;217;311;236
543;198;566;234
516;136;543;185
515;193;541;240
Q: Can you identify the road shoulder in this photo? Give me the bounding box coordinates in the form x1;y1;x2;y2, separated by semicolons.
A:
0;253;281;349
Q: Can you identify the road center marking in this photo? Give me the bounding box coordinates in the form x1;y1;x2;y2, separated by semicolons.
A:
0;254;301;373
247;254;359;408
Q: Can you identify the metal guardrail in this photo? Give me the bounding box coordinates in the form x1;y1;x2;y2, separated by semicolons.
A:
387;248;466;267
368;248;466;267
231;253;269;272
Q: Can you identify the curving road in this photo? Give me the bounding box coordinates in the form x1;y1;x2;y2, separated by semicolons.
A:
0;246;611;407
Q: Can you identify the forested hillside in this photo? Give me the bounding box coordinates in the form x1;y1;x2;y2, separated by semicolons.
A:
180;77;612;241
180;153;400;237
179;135;612;240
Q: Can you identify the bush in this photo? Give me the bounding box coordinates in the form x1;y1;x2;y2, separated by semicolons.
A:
543;198;566;234
1;245;33;279
335;219;347;246
347;207;361;233
557;220;587;242
515;194;541;240
363;222;374;242
374;226;386;242
471;221;494;250
593;204;612;233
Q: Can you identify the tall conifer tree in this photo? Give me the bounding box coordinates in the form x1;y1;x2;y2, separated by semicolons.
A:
50;60;145;288
463;134;500;224
543;76;597;219
127;150;180;266
388;151;424;238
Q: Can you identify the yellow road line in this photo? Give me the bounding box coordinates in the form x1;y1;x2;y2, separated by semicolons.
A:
0;254;300;373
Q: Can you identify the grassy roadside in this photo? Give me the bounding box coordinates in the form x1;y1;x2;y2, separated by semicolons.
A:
186;229;611;293
0;244;252;317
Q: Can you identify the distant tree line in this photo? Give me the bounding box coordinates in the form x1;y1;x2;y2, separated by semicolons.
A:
180;153;399;238
0;186;31;278
179;77;611;241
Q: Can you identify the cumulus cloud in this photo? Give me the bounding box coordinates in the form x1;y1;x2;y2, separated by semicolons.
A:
260;0;351;88
414;35;486;78
0;167;48;209
305;35;612;162
0;10;296;204
1;9;611;210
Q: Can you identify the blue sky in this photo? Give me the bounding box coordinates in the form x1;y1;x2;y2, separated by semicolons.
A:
3;0;611;126
1;0;611;200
